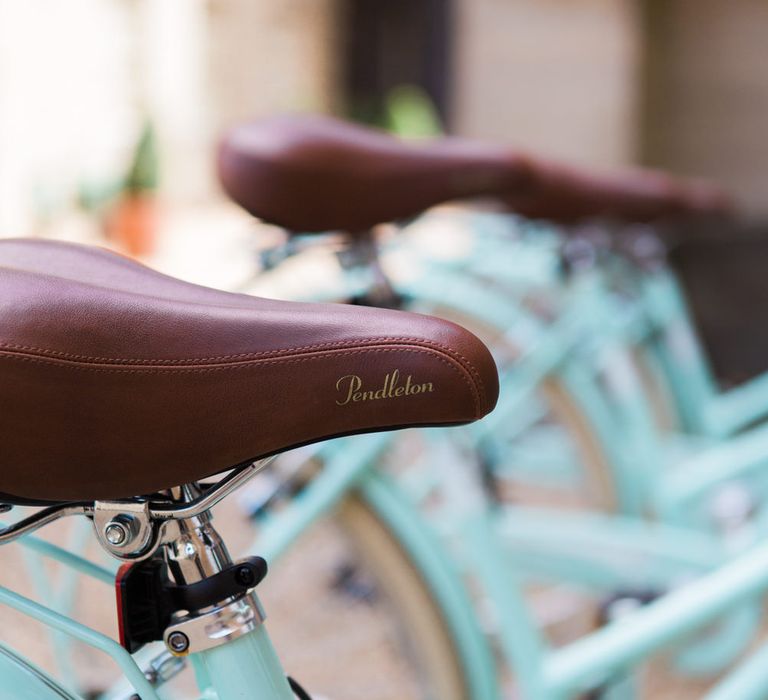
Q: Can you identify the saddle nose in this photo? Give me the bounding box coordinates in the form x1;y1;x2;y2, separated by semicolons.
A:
0;238;499;503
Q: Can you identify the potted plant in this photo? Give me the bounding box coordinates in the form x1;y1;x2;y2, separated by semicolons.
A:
106;120;159;257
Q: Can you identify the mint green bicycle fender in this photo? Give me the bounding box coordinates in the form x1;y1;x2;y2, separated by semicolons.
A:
190;621;293;700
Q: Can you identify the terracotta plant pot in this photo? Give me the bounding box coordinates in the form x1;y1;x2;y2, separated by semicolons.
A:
107;192;157;258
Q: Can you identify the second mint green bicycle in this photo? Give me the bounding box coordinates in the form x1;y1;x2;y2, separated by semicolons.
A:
213;114;768;698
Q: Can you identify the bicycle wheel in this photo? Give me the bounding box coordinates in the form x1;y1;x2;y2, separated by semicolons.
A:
422;301;620;514
228;454;495;700
334;494;473;699
533;375;618;512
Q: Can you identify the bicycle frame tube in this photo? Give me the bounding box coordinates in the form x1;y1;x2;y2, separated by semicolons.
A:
654;420;768;521
642;267;768;437
705;638;768;700
443;242;768;526
248;432;392;562
639;269;721;434
0;583;160;699
542;537;768;699
413;265;667;516
454;493;768;699
190;620;293;700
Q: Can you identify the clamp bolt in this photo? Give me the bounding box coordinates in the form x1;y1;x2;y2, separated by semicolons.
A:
102;514;140;549
167;631;190;654
235;565;256;588
104;521;129;546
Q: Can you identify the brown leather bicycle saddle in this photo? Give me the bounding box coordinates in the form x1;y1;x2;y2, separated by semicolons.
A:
0;238;498;503
217;115;518;233
218;115;730;231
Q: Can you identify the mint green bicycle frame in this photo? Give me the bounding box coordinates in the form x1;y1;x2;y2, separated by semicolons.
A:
406;219;768;526
251;225;768;694
387;228;768;674
628;262;768;438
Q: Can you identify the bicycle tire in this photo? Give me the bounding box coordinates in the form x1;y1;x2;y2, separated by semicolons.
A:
249;487;484;700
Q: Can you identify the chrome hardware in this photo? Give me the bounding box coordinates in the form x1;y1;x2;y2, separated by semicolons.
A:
0;503;91;546
160;485;267;655
95;458;274;561
560;234;600;275
144;648;187;685
105;522;128;545
617;224;668;271
166;631;190;654
104;513;142;546
163;508;232;586
148;458;275;522
105;647;187;698
94;501;156;560
0;460;276;660
337;230;401;307
0;457;274;557
163;592;266;656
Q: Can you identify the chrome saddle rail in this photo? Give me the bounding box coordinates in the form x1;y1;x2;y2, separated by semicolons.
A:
0;456;275;559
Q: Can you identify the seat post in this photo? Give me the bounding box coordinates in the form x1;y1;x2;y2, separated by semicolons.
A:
341;229;402;308
163;483;234;587
157;483;268;657
151;483;296;698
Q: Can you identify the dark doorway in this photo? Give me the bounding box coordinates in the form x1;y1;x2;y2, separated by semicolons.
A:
340;0;453;128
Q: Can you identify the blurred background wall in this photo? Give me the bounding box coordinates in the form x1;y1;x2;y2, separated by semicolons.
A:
640;0;768;214
453;0;640;167
0;0;766;242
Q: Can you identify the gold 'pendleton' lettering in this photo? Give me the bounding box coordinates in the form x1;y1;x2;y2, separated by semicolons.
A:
335;369;434;406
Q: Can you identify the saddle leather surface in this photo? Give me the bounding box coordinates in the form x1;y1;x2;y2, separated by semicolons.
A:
217;115;729;233
0;239;498;503
217;115;522;233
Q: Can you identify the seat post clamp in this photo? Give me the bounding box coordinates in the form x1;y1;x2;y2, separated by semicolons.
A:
162;591;267;656
115;553;268;654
